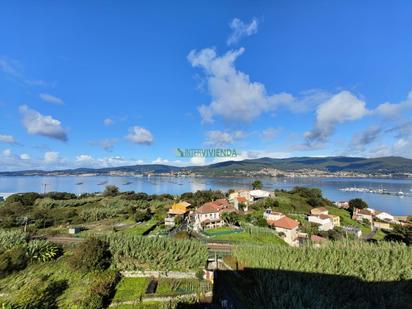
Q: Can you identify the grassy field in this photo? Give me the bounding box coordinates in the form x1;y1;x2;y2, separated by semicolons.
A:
212;226;286;245
0;255;99;308
112;277;149;303
228;241;412;308
120;218;159;236
111;277;211;306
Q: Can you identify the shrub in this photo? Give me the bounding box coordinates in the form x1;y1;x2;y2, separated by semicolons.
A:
0;230;27;250
106;233;207;271
103;185;119;197
0;246;28;277
69;238;111;272
79;270;120;309
26;240;63;262
13;275;68;308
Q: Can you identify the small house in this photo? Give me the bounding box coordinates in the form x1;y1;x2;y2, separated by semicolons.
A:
69;227;82;234
268;216;300;246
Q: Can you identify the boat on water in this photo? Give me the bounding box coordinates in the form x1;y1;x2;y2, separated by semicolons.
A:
97;181;108;185
123;181;132;185
76;182;83;185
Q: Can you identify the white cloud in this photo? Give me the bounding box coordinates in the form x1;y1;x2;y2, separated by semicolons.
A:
205;130;245;146
39;93;64;105
0;134;16;144
20;153;30;160
126;126;154;145
43;151;60;163
190;156;206;166
19;105;68;141
152;157;169;164
188;48;294;123
104;118;114;126
304;91;369;145
75;154;93;162
2;149;12;157
227;18;258;45
375;91;412;118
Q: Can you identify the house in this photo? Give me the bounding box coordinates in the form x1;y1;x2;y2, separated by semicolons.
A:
352;208;373;222
342;226;362;238
229;190;252;205
374;221;393;230
263;209;285;222
310;207;329;216
268;216;300;246
165;201;191;227
69;227;82;234
194;202;223;230
334;201;349;209
308;214;334;231
375;211;394;222
193;199;234;231
329;214;341;227
232;196;248;211
249;189;272;201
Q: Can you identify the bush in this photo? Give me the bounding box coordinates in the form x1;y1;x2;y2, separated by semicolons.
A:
103;185;119;197
0;230;27;250
69;238;111;272
79;270;120;309
13;275;68;308
349;198;368;211
0;246;28;277
26;240;63;262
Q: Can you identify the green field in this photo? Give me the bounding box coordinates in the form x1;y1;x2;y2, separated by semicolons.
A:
112;277;149;303
212;226;286;245
0;254;107;308
228;241;412;308
111;277;211;306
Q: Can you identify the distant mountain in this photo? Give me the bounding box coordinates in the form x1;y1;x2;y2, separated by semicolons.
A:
192;156;412;175
1;156;412;177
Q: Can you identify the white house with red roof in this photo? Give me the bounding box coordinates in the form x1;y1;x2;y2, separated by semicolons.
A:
353;208;373;222
193;199;234;231
308;214;334;231
267;215;300;246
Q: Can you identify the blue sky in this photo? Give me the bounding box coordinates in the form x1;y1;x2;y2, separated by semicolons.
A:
1;0;412;170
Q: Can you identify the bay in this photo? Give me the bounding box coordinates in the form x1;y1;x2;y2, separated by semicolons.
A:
0;176;411;215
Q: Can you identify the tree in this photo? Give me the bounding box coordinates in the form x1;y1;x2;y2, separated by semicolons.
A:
69;238;111;272
251;180;263;190
103;185;119;197
221;212;241;226
384;225;412;245
348;198;368;211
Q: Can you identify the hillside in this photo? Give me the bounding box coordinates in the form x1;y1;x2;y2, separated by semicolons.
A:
1;156;412;177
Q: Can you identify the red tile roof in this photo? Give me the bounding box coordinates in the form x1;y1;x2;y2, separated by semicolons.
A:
357;209;372;216
269;216;299;230
236;196;247;203
318;214;331;220
196;202;219;214
311;235;327;242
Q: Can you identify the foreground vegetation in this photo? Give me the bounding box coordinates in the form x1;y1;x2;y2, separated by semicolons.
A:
105;233;208;271
226;241;412;307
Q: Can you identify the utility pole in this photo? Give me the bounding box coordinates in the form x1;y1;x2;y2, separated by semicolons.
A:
43;183;47;194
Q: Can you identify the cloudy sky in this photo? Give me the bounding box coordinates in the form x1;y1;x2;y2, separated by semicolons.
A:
1;1;412;171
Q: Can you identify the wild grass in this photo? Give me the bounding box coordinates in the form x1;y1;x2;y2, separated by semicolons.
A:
105;233;208;271
234;240;412;281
